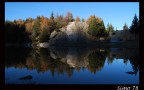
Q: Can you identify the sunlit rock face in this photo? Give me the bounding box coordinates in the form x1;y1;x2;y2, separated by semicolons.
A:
66;21;88;42
49;21;89;45
66;22;88;33
50;31;58;39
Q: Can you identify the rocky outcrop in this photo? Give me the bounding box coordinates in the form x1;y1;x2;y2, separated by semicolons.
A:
37;42;49;48
50;31;58;39
49;31;69;46
49;21;89;46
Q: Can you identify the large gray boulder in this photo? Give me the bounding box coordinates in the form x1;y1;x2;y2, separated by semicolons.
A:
49;21;89;45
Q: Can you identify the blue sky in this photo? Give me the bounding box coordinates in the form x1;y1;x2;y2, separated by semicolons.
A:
5;2;139;30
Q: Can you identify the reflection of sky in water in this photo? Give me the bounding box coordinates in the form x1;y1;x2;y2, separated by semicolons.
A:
5;58;139;84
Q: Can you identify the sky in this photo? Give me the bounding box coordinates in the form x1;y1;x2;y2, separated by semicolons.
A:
5;2;139;30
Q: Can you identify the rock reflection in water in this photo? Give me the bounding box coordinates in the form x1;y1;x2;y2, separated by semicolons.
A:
5;46;139;78
49;46;92;68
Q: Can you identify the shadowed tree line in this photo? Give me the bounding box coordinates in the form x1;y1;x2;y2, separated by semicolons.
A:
5;12;75;45
5;21;31;44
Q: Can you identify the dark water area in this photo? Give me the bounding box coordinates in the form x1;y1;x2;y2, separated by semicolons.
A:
5;46;139;84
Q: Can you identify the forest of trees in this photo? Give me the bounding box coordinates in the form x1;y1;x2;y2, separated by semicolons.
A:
5;12;139;45
5;12;75;44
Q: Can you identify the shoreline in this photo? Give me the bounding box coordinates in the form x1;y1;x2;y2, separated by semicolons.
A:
49;41;139;48
5;41;139;48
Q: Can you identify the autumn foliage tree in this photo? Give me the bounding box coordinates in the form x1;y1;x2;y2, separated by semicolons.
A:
62;12;74;28
55;14;64;31
75;16;80;22
87;15;106;39
25;22;33;34
32;17;41;42
65;12;73;22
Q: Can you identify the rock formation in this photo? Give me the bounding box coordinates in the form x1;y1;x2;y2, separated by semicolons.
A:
49;21;89;46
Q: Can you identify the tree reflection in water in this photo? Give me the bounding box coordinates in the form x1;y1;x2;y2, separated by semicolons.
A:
5;46;139;77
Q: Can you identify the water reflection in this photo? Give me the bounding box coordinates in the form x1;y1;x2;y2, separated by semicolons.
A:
5;46;139;84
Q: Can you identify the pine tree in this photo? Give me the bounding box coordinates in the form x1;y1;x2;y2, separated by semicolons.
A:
99;20;106;37
32;17;41;42
107;23;114;33
123;23;129;31
82;18;85;22
129;14;139;40
49;12;56;33
88;16;96;37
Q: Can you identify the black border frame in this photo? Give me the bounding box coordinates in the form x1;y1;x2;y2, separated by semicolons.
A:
1;1;143;90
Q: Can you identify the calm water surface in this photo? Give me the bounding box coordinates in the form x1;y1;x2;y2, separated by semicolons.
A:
5;46;139;84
